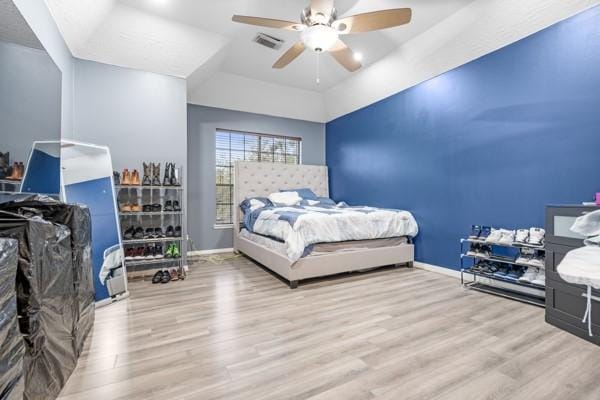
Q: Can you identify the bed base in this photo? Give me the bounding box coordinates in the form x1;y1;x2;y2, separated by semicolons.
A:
235;234;415;289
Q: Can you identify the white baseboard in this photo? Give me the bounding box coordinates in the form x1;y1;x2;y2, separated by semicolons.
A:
188;248;234;256
414;261;471;280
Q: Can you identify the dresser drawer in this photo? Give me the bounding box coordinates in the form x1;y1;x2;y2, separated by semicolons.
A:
545;205;599;247
546;279;600;342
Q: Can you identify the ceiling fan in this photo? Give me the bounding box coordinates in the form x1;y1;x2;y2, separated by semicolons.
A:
232;0;412;72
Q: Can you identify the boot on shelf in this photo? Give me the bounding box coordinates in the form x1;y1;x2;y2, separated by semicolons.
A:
170;163;180;186
152;163;161;186
131;169;141;185
162;162;172;186
0;152;9;179
113;171;121;185
6;162;21;181
142;162;152;186
121;169;131;185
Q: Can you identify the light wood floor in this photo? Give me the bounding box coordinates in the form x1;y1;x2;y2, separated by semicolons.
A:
58;254;600;400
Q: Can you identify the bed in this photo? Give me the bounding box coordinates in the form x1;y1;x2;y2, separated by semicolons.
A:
233;161;417;288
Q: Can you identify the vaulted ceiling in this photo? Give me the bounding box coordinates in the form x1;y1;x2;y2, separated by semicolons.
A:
46;0;599;122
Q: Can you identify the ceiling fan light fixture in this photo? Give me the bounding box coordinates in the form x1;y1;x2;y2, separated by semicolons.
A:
301;25;339;52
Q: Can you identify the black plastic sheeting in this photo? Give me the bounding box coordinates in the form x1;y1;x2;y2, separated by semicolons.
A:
0;239;24;400
0;195;95;400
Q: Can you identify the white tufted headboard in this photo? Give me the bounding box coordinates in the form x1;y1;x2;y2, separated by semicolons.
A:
233;161;329;232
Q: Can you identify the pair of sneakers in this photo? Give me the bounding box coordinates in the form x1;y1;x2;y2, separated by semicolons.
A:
467;243;492;258
518;267;546;286
516;249;545;267
165;243;181;258
514;227;545;246
486;228;516;245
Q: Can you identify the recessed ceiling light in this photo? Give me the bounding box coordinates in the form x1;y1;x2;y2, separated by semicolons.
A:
353;52;363;62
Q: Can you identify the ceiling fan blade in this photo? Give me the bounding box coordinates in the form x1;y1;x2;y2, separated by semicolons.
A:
273;42;306;69
334;8;412;34
329;40;361;72
310;0;335;16
232;15;302;31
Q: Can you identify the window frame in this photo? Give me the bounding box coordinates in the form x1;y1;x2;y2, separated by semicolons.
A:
215;128;302;227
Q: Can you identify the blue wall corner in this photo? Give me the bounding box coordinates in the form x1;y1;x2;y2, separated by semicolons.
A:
326;6;600;270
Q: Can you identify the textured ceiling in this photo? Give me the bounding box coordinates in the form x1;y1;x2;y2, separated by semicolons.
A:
0;0;44;49
47;0;475;91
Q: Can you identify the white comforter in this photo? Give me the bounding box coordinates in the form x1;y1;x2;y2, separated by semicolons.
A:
249;204;418;261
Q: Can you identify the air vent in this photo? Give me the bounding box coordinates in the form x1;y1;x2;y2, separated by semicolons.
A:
253;33;284;50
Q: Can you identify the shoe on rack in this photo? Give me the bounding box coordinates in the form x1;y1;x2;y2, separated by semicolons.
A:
169;268;179;281
0;151;9;179
143;246;153;259
160;270;171;284
120;203;132;212
164;200;174;212
531;269;546;286
493;264;510;277
480;262;499;274
130;203;141;212
152;270;163;284
142;162;152;186
516;249;533;265
131;169;141;185
518;267;539;283
154;244;164;258
506;266;524;281
144;228;155;239
142;204;152;212
527;254;545;268
467;243;480;257
163;163;172;186
6;162;20;180
175;226;182;237
133;247;145;259
113;171;121;186
177;267;186;280
154;227;165;238
476;244;492;258
514;229;529;244
171;243;181;258
124;248;135;260
151;203;162;212
123;226;135;240
133;227;145;239
498;229;516;245
173;200;181;212
528;228;545;246
170;163;180;186
122;169;132;185
166;225;175;237
479;226;492;241
152;163;161;186
485;228;503;243
165;244;174;258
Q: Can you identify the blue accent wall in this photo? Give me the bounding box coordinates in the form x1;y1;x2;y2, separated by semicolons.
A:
326;6;600;270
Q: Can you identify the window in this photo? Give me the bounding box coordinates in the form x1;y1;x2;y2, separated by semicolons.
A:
215;129;302;225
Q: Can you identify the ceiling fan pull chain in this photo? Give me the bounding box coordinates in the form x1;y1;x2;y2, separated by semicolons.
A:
316;52;321;85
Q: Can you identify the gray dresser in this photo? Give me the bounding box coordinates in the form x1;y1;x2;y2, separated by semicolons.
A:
545;205;600;345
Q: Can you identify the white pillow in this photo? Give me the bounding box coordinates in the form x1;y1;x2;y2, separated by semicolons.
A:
248;199;266;212
268;191;302;206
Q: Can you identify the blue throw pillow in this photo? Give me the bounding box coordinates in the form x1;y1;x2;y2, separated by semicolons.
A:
280;188;318;200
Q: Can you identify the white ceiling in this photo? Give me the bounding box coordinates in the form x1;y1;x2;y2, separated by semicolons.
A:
47;0;475;91
45;0;598;123
0;0;44;49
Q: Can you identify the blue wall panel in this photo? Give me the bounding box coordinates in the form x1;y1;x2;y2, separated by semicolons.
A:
326;6;600;270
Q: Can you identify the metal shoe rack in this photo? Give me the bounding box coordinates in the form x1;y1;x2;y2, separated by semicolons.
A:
115;167;186;275
460;237;546;307
0;179;21;194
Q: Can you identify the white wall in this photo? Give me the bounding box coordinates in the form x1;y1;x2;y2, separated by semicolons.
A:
324;0;600;121
187;71;327;123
